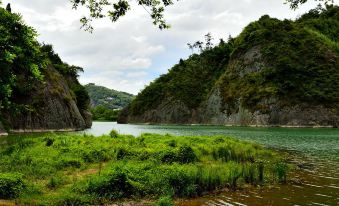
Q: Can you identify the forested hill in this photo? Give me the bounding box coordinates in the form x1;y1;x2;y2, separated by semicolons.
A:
0;5;92;134
120;5;339;127
85;83;134;109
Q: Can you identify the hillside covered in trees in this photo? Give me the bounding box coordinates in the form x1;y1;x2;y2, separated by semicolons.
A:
0;5;92;134
120;5;339;127
85;83;134;109
84;83;134;121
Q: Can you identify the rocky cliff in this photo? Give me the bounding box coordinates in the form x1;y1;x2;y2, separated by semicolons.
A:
2;66;92;133
0;7;92;134
121;5;339;127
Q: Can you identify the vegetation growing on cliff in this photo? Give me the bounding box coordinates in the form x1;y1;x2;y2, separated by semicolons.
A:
220;5;339;112
0;6;91;130
0;132;288;205
0;6;46;112
129;38;233;115
126;5;339;119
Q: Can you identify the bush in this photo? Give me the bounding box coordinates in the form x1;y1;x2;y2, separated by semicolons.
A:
177;146;197;164
82;149;110;163
47;176;66;189
109;129;119;138
86;168;133;200
55;192;91;206
158;150;178;164
0;173;25;199
57;158;82;169
154;196;173;206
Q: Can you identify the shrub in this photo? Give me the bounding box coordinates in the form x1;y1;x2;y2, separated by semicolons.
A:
154;196;173;206
55;192;91;206
116;148;132;160
167;140;177;147
0;173;25;199
177;146;197;164
45;137;55;147
158;150;178;164
57;158;82;169
82;149;110;163
86;168;133;200
109;129;119;138
275;162;288;183
47;176;65;189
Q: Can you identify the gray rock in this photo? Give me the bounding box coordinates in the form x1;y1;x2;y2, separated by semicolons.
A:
3;66;92;132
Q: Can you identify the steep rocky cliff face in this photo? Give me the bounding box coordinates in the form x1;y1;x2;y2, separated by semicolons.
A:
121;6;339;127
2;66;92;132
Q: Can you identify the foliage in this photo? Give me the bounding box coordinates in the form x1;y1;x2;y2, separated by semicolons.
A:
0;173;25;199
219;5;339;112
85;83;134;121
286;0;334;9
127;6;339;117
0;7;46;111
85;83;134;109
154;196;173;206
129;39;233;115
0;7;91;129
109;129;119;138
68;0;335;31
91;106;121;121
70;0;178;31
0;132;288;205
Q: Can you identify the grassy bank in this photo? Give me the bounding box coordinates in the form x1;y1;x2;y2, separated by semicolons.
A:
0;131;289;205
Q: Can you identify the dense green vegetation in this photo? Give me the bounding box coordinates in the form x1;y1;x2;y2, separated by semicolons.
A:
0;6;46;112
90;106;121;121
0;6;91;130
85;83;134;109
85;83;134;121
220;5;339;112
0;132;288;205
129;39;233;115
127;5;339;117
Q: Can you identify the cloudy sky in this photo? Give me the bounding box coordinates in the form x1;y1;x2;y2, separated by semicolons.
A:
3;0;325;94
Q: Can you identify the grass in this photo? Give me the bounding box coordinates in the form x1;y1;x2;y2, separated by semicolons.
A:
0;131;289;205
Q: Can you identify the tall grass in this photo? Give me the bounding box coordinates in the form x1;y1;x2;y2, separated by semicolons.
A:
0;131;289;205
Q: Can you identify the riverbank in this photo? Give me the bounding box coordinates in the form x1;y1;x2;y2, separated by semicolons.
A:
0;131;289;205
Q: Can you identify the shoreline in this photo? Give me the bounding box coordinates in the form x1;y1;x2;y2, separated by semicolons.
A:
125;122;336;128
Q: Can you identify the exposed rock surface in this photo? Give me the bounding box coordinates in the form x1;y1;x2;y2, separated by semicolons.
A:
1;66;92;133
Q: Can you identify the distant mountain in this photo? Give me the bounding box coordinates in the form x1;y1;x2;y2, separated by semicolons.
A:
85;83;134;109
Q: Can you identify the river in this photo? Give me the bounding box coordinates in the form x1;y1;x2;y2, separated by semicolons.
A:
84;122;339;206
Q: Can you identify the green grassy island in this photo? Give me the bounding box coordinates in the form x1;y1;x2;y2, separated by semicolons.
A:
0;132;289;205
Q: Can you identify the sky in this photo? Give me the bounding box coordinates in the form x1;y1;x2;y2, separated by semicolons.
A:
2;0;325;94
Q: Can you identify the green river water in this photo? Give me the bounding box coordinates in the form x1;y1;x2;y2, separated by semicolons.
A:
85;122;339;206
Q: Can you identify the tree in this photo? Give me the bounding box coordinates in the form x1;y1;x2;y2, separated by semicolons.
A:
70;0;335;31
5;3;10;12
204;33;214;50
286;0;334;9
0;7;46;111
70;0;178;32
